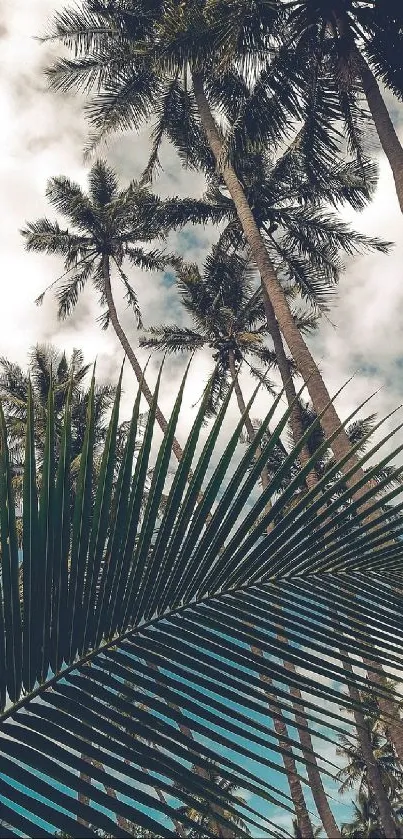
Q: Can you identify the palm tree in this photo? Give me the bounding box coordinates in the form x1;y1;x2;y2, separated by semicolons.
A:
341;790;387;838
139;247;294;485
2;367;403;836
44;0;392;505
175;760;251;837
189;141;383;479
141;246;324;835
274;0;403;213
337;685;403;837
21;159;187;463
0;343;114;487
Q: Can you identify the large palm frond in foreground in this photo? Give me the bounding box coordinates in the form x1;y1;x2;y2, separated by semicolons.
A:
1;366;403;837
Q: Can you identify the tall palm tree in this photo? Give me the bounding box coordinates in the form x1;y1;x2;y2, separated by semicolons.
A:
1;368;403;836
44;0;391;504
337;684;403;833
273;0;403;213
341;789;390;838
140;248;294;483
0;343;114;481
142;248;372;837
175;760;251;837
191;141;383;476
21;159;187;463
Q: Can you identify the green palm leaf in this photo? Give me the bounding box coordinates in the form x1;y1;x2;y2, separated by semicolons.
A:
1;370;403;836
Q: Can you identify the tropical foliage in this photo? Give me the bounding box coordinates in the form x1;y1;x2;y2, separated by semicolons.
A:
338;685;403;837
1;0;403;837
0;344;115;470
1;369;403;836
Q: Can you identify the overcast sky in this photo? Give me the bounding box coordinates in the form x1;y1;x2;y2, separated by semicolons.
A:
2;2;403;834
2;0;403;455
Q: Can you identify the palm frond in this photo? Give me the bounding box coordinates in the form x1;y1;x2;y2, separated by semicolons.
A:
88;158;119;206
140;325;205;355
21;219;90;257
1;371;403;835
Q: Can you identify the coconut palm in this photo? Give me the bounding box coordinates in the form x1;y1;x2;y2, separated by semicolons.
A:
337;730;403;802
0;343;114;483
140;247;291;463
21;159;190;464
1;366;403;835
191;140;384;477
141;247;329;835
341;790;389;838
175;760;251;837
272;0;403;213
337;684;403;838
44;0;392;505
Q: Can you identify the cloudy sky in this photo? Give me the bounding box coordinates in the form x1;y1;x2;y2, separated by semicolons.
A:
2;2;403;834
2;0;403;453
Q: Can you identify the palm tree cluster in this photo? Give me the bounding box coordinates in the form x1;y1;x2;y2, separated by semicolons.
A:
338;685;403;837
1;1;403;838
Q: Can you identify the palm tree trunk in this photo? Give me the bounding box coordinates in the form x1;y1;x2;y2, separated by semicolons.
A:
363;657;403;767
78;756;91;828
261;288;318;491
227;349;270;490
228;351;314;836
102;255;185;463
192;73;371;504
334;616;399;837
357;53;403;213
251;643;314;838
149;662;230;837
280;640;341;838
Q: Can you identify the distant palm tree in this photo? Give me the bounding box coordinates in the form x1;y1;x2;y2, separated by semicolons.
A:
140;246;316;489
341;789;386;838
0;343;114;474
141;247;343;836
337;684;403;838
21;160;186;463
175;760;250;838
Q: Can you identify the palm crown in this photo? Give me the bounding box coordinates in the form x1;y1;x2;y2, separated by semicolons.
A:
21;159;167;329
273;0;403;208
0;344;114;467
141;247;284;414
202;144;385;312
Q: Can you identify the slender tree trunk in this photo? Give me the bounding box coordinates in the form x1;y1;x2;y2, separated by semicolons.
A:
267;319;338;836
334;615;399;837
192;73;372;503
261;288;318;491
140;762;186;837
251;643;314;838
78;756;91;828
279;640;341;838
228;352;315;835
149;662;231;837
102;255;185;463
364;658;403;767
357;53;403;213
228;349;270;490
